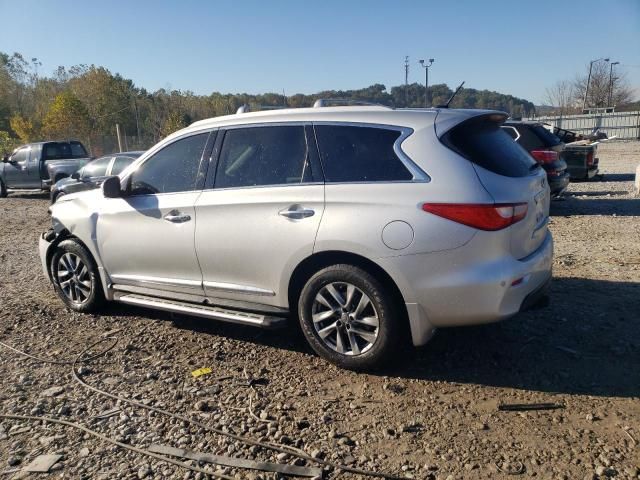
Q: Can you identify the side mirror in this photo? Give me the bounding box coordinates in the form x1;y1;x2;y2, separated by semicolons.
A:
102;176;122;198
2;154;9;163
71;171;80;180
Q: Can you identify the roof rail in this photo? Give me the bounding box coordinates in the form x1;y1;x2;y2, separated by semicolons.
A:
313;98;393;109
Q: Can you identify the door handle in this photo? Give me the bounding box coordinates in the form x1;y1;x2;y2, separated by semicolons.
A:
278;207;315;220
164;210;191;223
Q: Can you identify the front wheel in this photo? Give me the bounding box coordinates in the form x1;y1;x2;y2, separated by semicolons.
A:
298;264;401;370
0;179;7;198
51;239;104;312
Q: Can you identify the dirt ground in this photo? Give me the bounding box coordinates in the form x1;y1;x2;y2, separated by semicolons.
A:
0;141;639;480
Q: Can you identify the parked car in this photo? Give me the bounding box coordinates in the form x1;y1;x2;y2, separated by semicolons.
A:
39;104;553;370
501;121;570;196
543;125;599;180
0;141;91;197
50;151;144;203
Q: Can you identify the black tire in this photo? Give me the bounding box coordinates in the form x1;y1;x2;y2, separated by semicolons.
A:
51;191;65;204
0;179;7;198
51;239;104;313
298;264;401;371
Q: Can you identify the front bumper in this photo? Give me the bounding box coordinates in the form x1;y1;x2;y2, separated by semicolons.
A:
38;231;54;281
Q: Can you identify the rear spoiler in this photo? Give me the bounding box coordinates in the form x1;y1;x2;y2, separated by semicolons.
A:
434;110;508;138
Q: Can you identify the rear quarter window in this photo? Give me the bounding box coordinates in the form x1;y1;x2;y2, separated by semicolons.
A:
444;117;536;178
314;125;413;182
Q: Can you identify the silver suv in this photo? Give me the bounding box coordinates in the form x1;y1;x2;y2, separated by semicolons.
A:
39;104;553;370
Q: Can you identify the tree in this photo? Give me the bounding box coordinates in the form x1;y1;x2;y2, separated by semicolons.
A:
9;115;37;142
42;91;91;141
544;80;576;116
160;111;189;137
0;130;20;154
573;61;634;109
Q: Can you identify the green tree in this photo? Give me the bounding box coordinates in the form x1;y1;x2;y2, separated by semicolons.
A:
42;91;91;141
0;130;19;154
161;111;189;137
9;115;37;142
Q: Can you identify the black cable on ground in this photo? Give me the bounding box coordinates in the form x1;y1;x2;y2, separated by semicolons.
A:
0;333;120;365
71;338;405;479
0;413;235;480
1;335;406;479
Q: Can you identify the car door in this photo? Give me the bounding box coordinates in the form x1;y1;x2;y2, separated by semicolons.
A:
194;124;324;307
24;144;42;187
3;147;30;188
97;131;214;297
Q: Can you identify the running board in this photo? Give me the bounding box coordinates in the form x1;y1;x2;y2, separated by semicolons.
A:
115;293;287;328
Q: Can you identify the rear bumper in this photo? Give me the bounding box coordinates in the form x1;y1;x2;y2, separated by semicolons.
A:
548;172;570;194
379;231;554;346
519;275;551;311
586;165;599;179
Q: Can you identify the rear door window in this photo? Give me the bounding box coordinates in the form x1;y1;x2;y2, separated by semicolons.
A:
314;125;413;182
214;126;311;188
444;117;536;178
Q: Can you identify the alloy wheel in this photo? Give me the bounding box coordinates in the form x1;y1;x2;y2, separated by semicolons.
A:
56;253;92;305
311;281;379;356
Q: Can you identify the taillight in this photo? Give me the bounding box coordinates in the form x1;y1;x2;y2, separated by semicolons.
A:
586;152;594;166
422;203;528;231
530;149;558;164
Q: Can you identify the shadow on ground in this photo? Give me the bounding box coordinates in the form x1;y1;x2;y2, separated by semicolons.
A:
5;191;50;200
600;173;635;182
393;277;640;398
107;277;640;399
551;197;640;216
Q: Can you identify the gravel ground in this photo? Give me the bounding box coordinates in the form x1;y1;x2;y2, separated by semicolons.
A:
0;141;639;479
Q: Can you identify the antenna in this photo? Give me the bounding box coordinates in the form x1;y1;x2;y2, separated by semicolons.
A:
404;56;409;106
439;81;465;108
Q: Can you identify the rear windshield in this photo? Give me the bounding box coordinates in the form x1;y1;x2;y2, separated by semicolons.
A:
531;125;562;146
43;142;88;160
443;117;537;178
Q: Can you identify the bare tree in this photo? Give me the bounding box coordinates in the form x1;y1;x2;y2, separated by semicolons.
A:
573;61;634;109
544;80;577;115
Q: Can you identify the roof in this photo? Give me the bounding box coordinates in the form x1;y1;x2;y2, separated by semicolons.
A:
180;106;505;138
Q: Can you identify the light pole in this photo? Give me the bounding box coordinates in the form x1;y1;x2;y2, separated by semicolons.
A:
419;58;434;107
582;57;609;112
608;61;619;108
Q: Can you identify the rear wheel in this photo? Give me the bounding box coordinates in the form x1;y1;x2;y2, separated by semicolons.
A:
0;179;7;198
51;239;104;312
298;264;401;370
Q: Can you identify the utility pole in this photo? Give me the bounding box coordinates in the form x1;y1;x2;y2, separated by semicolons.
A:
404;56;410;107
583;57;609;113
419;58;434;108
116;123;123;153
608;61;619;108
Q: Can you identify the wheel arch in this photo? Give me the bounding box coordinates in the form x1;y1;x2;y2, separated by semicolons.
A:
45;231;108;295
287;250;410;336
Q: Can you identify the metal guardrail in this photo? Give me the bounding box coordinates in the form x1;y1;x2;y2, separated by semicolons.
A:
525;111;640;139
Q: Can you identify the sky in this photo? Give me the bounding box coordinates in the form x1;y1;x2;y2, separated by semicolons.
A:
1;0;639;104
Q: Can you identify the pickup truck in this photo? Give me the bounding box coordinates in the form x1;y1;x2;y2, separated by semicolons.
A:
544;126;599;180
0;141;92;197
